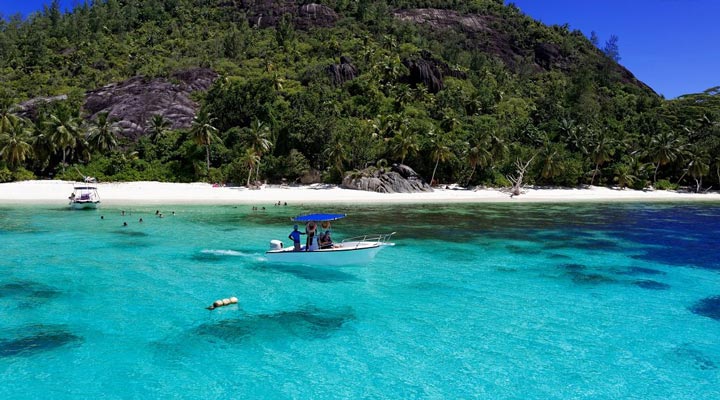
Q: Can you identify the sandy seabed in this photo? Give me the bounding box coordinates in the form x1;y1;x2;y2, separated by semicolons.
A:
1;180;720;206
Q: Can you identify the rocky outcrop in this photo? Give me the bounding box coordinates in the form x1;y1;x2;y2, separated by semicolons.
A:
326;56;359;86
83;68;218;140
341;164;433;193
393;8;526;71
13;95;68;120
402;50;467;93
238;1;338;29
394;8;655;93
394;8;495;33
534;42;562;70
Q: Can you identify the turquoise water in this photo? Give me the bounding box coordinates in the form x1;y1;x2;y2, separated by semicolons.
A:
1;202;719;399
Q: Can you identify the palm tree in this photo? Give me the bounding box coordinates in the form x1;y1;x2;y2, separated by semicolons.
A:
613;163;637;189
428;132;453;186
393;83;413;111
440;108;461;133
190;109;219;176
539;141;565;181
244;120;273;183
388;126;419;165
47;112;82;172
372;113;404;140
147;114;171;143
0;116;34;169
324;136;347;178
29;118;53;173
648;130;683;186
464;137;492;186
713;154;720;189
0;107;19;136
588;132;615;186
87;112;119;153
686;147;710;192
559;117;586;153
241;147;260;187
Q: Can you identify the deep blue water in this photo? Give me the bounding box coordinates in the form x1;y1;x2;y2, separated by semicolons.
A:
1;202;719;399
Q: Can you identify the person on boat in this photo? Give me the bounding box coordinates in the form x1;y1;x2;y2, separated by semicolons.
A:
288;225;305;251
319;230;334;249
305;221;317;251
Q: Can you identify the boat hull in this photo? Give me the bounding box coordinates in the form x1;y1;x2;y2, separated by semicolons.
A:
265;241;390;266
70;201;100;210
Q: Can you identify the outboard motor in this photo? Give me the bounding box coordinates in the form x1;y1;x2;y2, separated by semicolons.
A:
269;240;283;250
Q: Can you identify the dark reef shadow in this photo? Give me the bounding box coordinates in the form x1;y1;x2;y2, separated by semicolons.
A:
616;267;666;276
670;344;717;370
558;264;617;285
690;296;720;321
0;324;82;358
193;306;356;343
0;281;62;303
632;280;671;290
112;230;150;237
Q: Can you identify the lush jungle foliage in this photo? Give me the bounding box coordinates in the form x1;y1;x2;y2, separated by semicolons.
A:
1;0;719;191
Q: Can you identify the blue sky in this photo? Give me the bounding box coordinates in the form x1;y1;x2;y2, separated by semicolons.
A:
508;0;720;99
2;1;718;99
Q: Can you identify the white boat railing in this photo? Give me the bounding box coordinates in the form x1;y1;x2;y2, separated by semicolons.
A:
341;232;396;248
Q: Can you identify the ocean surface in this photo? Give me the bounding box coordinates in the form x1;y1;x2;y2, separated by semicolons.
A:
1;202;719;399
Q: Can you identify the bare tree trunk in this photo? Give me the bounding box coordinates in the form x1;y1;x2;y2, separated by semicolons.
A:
466;167;476;187
430;157;440;187
591;163;600;186
206;146;211;176
653;163;660;186
676;170;687;185
507;154;536;197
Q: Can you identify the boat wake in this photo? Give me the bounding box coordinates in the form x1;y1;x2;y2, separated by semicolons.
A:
200;249;255;258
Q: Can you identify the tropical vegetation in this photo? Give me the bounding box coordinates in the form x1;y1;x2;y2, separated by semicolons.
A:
1;0;718;192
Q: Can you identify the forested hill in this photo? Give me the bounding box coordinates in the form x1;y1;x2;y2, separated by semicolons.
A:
1;0;718;191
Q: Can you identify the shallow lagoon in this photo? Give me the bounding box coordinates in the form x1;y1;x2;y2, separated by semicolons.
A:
1;202;719;399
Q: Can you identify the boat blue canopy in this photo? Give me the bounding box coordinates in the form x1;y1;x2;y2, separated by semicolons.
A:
292;213;346;222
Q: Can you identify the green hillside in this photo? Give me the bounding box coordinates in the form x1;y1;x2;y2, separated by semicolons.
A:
1;0;718;191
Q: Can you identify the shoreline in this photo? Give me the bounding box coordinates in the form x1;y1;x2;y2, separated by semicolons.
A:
2;180;720;206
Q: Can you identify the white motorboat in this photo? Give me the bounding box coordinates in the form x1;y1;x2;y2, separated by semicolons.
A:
69;184;100;209
265;213;395;266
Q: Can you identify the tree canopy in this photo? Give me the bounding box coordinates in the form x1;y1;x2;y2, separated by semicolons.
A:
1;0;718;192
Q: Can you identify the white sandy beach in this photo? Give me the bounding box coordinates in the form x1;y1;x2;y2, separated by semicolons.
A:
1;180;719;205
